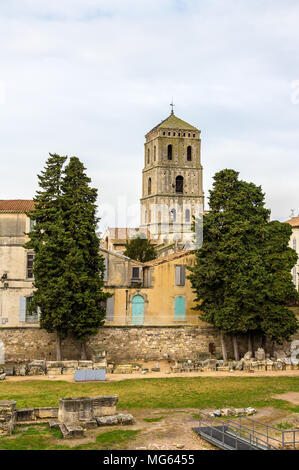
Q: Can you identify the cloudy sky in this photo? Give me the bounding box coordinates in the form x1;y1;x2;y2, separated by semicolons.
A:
1;0;299;232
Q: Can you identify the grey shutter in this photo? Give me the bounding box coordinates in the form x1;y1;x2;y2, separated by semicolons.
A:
104;257;108;282
19;297;26;322
175;266;181;286
106;296;114;321
180;266;186;286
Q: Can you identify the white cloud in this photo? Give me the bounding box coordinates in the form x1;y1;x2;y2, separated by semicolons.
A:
0;0;298;230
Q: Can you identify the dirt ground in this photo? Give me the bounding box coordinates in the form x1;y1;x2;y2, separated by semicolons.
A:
5;366;299;383
272;392;299;405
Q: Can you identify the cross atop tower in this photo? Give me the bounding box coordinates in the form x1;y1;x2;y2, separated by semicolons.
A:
170;98;175;114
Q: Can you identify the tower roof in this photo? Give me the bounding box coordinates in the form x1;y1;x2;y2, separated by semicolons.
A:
147;112;199;135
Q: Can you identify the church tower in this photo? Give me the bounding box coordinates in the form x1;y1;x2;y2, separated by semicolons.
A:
140;109;204;245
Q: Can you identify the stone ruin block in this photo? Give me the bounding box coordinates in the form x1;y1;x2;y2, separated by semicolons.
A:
114;364;133;374
27;360;46;376
2;365;14;376
14;364;27;376
77;360;93;370
96;413;134;427
91;347;106;363
16;408;36;422
93;361;107;370
60;361;78;375
0;366;6;381
92;395;118;417
59;423;84;439
35;407;58;420
58;397;94;426
0;401;16;436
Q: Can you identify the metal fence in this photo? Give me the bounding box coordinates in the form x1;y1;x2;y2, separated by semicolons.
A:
197;411;299;450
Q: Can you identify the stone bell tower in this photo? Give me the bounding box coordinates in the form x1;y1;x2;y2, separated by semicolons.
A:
140;108;204;245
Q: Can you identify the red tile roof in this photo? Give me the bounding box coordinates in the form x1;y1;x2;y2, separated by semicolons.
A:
0;200;34;213
285;217;299;228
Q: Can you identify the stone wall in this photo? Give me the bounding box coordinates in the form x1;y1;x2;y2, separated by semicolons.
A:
0;326;298;364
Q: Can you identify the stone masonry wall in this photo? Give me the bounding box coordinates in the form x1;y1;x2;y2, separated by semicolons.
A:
0;326;298;364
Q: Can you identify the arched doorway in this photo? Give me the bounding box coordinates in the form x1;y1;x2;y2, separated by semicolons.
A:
132;295;144;325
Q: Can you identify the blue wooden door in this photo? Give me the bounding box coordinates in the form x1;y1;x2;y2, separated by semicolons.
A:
174;297;186;321
132;295;144;325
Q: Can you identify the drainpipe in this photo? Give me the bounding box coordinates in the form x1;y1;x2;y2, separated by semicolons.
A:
125;289;128;325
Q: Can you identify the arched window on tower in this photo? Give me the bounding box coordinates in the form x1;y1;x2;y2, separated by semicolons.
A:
154;146;156;161
147;149;150;164
185;209;190;223
187;146;192;161
176;175;184;194
167;144;172;160
148;178;152;195
170;209;176;223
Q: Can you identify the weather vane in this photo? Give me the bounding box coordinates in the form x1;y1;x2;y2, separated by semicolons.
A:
170;98;175;114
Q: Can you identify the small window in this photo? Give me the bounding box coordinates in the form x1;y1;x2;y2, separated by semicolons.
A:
163;131;166;135
209;342;216;355
176;175;183;193
293;266;297;285
147;149;150;164
168;132;171;136
175;265;186;286
27;254;34;278
187;146;192;161
183;133;186;137
170;208;176;223
178;133;181;136
29;219;35;232
26;297;39;323
104;257;108;282
132;267;140;279
193;134;195;138
185;209;190;223
173;132;175;136
167;144;172;160
106;296;114;321
148;177;152;195
154;146;156;161
188;133;191;137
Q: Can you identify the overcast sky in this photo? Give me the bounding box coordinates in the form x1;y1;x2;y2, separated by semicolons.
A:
1;0;299;232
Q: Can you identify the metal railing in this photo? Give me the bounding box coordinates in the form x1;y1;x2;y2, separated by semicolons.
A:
197;411;299;450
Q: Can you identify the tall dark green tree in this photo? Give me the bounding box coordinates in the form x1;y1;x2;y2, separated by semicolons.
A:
61;157;109;359
25;153;69;360
123;234;157;262
188;169;298;360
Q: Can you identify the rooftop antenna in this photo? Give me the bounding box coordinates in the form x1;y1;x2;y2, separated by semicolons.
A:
290;209;295;218
170;98;175;115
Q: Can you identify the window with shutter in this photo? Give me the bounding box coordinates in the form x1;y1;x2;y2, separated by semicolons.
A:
104;257;108;282
19;297;26;322
175;265;186;286
106;296;114;321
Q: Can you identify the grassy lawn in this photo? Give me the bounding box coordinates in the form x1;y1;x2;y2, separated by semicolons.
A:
0;424;140;450
0;376;299;412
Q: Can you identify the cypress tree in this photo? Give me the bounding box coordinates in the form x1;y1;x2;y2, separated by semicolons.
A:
25;153;69;360
189;169;298;360
61;156;109;359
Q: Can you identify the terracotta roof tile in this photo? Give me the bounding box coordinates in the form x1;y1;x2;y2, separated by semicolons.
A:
144;250;192;267
285;217;299;228
0;200;34;213
147;112;199;135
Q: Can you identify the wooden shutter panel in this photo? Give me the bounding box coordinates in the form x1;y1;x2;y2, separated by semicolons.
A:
19;297;26;322
175;266;181;286
106;296;114;321
180;266;186;286
104;257;108;282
